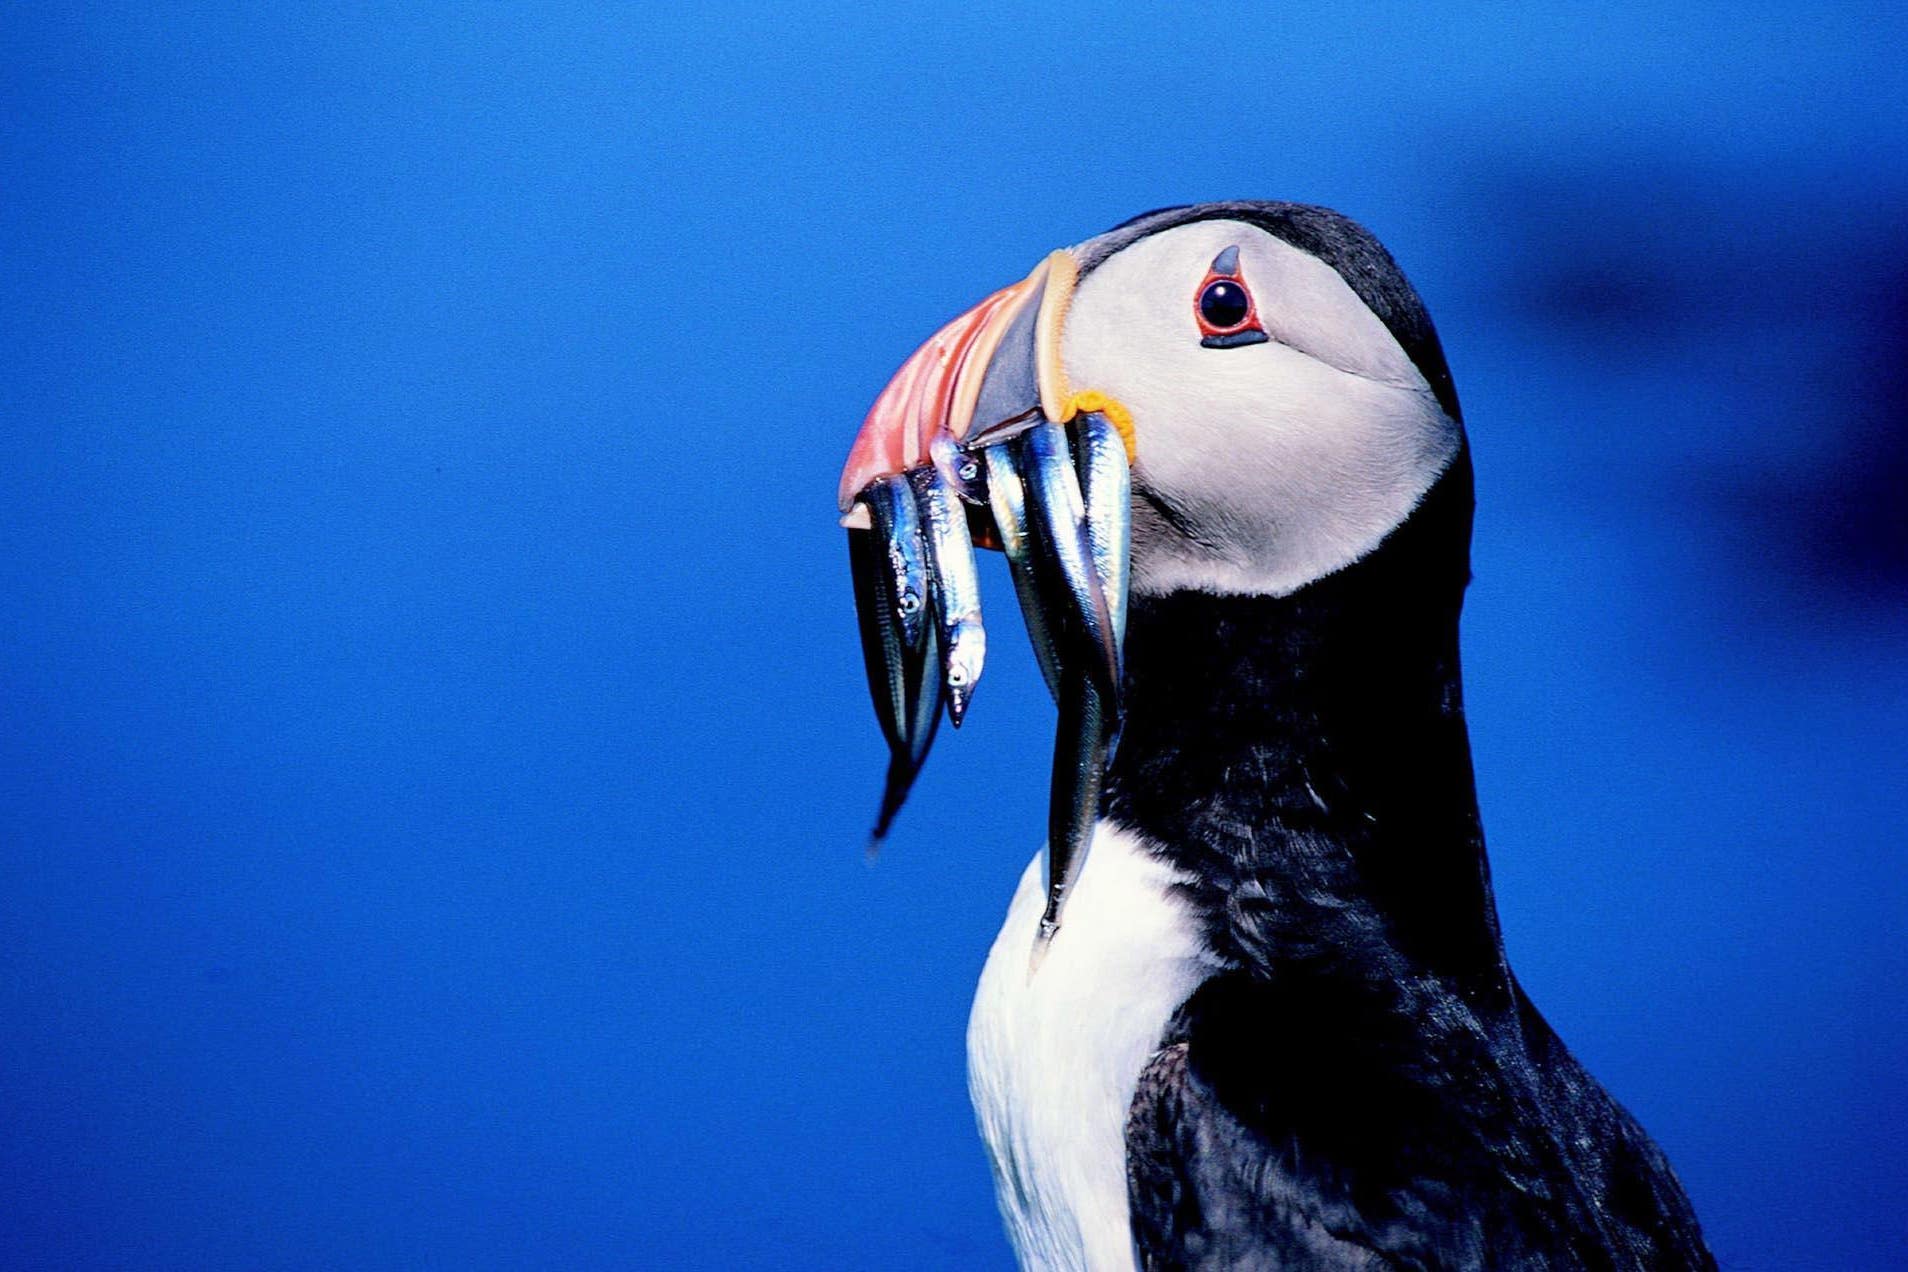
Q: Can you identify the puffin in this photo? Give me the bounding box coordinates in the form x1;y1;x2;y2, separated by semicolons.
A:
837;201;1713;1271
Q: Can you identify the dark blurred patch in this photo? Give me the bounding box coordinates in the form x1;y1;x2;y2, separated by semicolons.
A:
1482;159;1739;343
1734;257;1908;599
1482;155;1908;603
1527;263;1679;332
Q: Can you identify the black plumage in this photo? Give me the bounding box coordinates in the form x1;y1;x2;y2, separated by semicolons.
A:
1086;205;1713;1269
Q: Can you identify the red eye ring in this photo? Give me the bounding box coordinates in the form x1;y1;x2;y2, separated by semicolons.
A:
1194;247;1268;348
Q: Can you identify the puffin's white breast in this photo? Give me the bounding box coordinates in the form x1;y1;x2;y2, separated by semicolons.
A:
966;821;1217;1272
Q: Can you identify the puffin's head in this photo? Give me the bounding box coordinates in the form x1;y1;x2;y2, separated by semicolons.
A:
841;202;1463;594
839;201;1466;939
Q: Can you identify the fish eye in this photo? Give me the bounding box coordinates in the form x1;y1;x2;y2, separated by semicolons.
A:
1194;246;1269;348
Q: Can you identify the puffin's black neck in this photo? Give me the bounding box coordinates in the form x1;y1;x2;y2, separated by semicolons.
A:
1105;448;1515;1013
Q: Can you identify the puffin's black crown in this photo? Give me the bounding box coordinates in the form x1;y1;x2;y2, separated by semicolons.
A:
1078;200;1463;423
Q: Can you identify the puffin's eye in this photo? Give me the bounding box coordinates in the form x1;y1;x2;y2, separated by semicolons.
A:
1199;280;1251;331
1194;246;1269;349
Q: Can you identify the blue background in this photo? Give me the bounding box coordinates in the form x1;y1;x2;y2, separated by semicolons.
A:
5;4;1905;1268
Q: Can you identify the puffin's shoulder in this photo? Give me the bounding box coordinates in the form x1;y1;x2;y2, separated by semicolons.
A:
1124;971;1716;1270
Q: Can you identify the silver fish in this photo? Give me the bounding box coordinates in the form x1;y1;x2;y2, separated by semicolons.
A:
847;522;906;758
859;476;942;841
1035;671;1113;956
983;444;1063;704
1017;419;1122;709
1073;411;1132;762
1073;413;1131;658
931;429;989;505
863;474;929;653
910;467;987;726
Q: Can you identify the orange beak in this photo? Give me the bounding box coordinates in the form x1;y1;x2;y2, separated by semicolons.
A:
838;251;1079;522
838;245;1129;952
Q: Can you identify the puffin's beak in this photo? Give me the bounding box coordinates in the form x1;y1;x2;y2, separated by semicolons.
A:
839;249;1133;954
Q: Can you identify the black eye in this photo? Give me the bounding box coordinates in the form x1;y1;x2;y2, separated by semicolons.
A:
1199;279;1251;331
1193;247;1269;348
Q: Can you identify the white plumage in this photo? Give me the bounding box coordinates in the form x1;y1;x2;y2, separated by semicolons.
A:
967;823;1220;1272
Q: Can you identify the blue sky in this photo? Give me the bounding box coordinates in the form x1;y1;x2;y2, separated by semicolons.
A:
4;4;1905;1267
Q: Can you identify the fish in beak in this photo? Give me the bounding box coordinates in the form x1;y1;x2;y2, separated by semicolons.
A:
839;250;1134;952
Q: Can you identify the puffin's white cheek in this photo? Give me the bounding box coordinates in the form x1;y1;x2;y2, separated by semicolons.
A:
1088;341;1331;509
1058;217;1458;597
1080;340;1456;597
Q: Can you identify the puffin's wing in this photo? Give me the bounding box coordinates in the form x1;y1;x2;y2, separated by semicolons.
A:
1125;975;1718;1271
1125;1041;1400;1272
